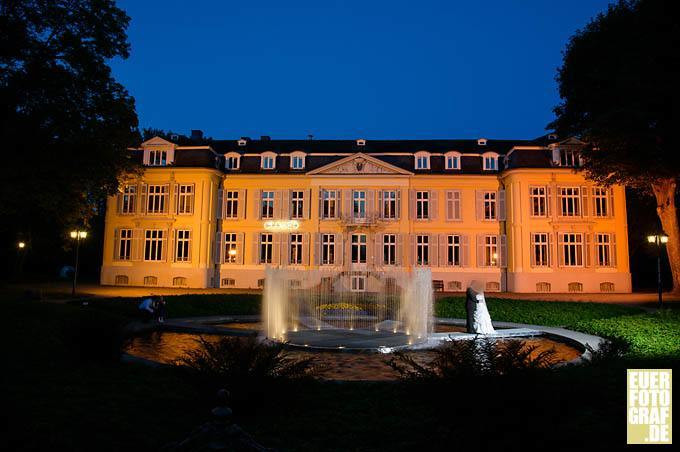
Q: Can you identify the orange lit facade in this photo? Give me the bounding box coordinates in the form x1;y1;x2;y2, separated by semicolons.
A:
101;134;632;293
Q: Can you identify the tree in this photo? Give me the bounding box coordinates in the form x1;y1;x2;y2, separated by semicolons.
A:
550;0;680;292
0;0;139;273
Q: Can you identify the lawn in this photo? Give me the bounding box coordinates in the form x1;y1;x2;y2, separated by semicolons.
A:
6;292;678;450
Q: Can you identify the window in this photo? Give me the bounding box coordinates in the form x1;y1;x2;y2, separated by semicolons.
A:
536;282;551;293
531;233;549;266
353;190;366;220
351;234;367;264
175;230;191;262
143;276;158;286
224;233;238;263
446;235;461;266
351;274;366;292
483;191;497;220
445;153;461;170
114;275;129;285
177;184;194;214
222;278;236;286
600;282;615;292
446;191;461;221
383;234;396;265
593;188;609;217
147;185;168;214
483;154;498;171
530;186;547;217
121;185;136;214
321;234;335;265
416;235;429;266
596;233;613;267
144;229;165;261
382;190;397;219
559;149;579;167
568;282;583;293
148;149;167;166
225;191;239;219
290;233;303;265
257;278;265;288
291;190;304;219
224;153;240;170
560;233;583;267
260;233;273;264
261;153;276;169
117;229;132;260
415;152;430;170
290;152;305;170
559;187;581;216
261;191;274;219
483;235;498;267
486;282;500;291
447;281;462;291
416;191;429;220
173;277;187;287
322;190;338;219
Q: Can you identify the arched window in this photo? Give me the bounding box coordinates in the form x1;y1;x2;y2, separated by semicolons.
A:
482;152;499;171
172;276;187;287
224;152;241;170
414;151;431;170
445;151;461;170
290;151;306;170
261;151;277;170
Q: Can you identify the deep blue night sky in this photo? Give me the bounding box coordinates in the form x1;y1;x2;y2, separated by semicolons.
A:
111;0;612;140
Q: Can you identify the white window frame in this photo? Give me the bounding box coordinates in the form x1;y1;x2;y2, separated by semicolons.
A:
416;235;429;266
530;186;547;217
144;229;165;261
531;232;549;267
224;152;241;170
559;187;581;217
289;233;303;265
353;190;366;220
148;149;168;166
483;235;499;267
559;148;579;167
177;184;194;215
291;190;304;219
596;233;613;267
147;184;168;214
117;229;132;260
351;274;366;292
260;233;273;264
121;185;136;214
383;234;396;266
322;189;338;219
445;152;461;170
483;191;497;220
351;234;367;264
175;229;191;262
414;151;431;170
261;191;275;219
416;191;429;220
224;233;238;263
560;233;584;267
447;234;461;266
225;190;239;219
593;187;609;217
261;152;276;170
382;190;397;219
321;233;335;265
290;151;306;170
482;152;498;171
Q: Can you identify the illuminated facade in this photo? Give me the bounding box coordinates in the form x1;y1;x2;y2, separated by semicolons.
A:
101;133;632;293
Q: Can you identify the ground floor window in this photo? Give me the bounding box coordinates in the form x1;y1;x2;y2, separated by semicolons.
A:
416;235;429;266
596;233;613;267
383;234;396;265
173;276;187;286
224;233;238;263
144;230;165;261
531;233;549;266
351;234;367;264
446;235;460;266
260;233;273;264
117;229;132;260
143;275;157;286
483;235;498;267
290;233;303;265
321;234;335;265
175;230;191;262
351;274;366;292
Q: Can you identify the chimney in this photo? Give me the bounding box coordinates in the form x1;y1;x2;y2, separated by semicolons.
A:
191;129;203;140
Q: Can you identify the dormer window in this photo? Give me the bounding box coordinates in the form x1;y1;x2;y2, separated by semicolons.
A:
224;152;240;170
414;151;431;170
548;133;558;140
261;152;276;170
477;138;488;146
559;148;580;167
445;152;461;170
356;139;366;146
290;151;306;170
237;139;247;147
482;152;499;171
148;149;168;166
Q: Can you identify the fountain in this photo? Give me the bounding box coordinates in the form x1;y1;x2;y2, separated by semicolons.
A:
262;267;433;350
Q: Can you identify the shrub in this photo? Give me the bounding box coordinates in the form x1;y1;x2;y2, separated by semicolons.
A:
60;308;130;362
388;338;557;380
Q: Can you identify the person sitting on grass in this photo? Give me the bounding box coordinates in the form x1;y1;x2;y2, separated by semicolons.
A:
138;295;155;323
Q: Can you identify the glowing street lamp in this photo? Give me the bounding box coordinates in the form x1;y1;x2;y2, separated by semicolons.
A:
17;241;26;249
647;234;669;308
69;230;88;297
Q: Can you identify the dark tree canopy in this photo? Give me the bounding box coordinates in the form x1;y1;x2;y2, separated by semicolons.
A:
550;0;679;188
0;0;139;239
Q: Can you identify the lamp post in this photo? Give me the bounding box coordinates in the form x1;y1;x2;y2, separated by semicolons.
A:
70;230;88;297
647;234;669;308
17;241;26;279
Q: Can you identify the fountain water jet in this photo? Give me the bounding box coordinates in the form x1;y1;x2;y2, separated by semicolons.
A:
261;267;434;350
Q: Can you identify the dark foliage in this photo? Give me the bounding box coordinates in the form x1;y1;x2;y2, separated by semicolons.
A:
584;337;630;364
388;338;557;380
60;304;130;361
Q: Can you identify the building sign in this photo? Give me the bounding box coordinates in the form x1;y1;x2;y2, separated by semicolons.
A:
264;220;300;231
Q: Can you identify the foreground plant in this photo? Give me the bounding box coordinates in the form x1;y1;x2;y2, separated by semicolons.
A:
388;338;557;379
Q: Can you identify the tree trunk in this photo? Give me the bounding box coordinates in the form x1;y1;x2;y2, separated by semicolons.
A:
651;178;680;294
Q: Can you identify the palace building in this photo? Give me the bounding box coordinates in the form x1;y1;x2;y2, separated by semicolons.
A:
100;132;632;293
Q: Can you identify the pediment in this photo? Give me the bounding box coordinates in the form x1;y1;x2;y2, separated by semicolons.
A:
558;136;586;146
142;136;175;147
308;153;412;175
